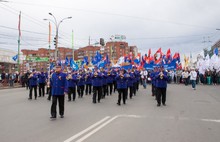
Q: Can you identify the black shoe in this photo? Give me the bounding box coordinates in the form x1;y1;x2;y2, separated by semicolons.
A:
93;101;96;104
60;115;64;118
50;116;56;119
157;104;161;107
117;102;121;106
38;96;41;97
28;98;32;100
98;100;100;103
35;98;37;100
163;103;166;106
47;98;51;101
123;102;126;105
68;100;71;102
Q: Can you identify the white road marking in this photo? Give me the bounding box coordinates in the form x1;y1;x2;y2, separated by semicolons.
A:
63;116;110;142
201;119;220;123
75;116;119;142
64;114;220;142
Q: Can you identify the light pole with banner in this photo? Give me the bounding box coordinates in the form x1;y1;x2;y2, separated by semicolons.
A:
44;13;72;61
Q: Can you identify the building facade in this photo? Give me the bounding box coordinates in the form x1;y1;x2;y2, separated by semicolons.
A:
0;48;24;73
74;46;100;62
21;47;73;72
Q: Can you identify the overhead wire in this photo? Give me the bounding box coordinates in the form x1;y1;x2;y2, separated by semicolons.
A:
9;1;216;30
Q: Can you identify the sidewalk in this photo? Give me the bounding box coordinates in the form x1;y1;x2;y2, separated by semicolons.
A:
0;84;22;90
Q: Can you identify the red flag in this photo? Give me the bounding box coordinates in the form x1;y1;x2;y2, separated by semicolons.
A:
173;52;179;59
18;11;21;36
148;49;151;57
156;47;162;54
49;22;51;43
166;48;171;58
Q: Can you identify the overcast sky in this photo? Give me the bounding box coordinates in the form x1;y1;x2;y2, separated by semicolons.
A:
1;0;220;58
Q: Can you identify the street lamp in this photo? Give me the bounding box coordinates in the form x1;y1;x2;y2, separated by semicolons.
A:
44;13;72;60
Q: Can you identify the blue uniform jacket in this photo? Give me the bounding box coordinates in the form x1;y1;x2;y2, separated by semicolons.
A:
85;73;92;85
150;72;156;85
135;70;141;81
38;72;46;84
92;72;103;87
51;72;67;96
102;72;107;85
29;74;38;86
112;71;117;81
77;74;85;86
155;71;168;88
127;72;134;87
106;73;113;84
132;72;137;83
116;74;128;89
66;74;77;87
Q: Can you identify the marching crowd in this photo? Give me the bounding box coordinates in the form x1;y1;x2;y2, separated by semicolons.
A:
1;64;220;119
19;63;168;119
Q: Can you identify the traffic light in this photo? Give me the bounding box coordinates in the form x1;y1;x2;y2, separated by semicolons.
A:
100;38;105;46
53;37;57;46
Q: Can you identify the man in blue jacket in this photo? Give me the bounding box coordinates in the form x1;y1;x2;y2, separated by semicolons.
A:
66;70;77;101
38;68;46;97
92;68;103;103
127;69;134;99
116;69;128;105
106;68;113;96
50;63;67;119
28;69;38;100
150;67;158;100
155;66;168;106
77;69;85;98
85;69;92;95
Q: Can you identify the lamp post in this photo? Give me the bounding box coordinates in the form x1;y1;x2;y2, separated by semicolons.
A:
44;13;72;61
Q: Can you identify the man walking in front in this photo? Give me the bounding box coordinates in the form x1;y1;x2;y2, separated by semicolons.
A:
50;63;66;119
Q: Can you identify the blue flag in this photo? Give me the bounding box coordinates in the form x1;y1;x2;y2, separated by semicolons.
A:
83;56;89;65
70;58;79;70
96;51;102;62
133;58;140;65
12;54;18;61
214;48;218;55
65;57;69;66
50;62;55;70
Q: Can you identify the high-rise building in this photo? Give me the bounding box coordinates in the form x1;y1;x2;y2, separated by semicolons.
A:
74;46;100;62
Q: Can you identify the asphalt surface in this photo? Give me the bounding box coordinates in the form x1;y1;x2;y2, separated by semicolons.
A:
0;84;220;142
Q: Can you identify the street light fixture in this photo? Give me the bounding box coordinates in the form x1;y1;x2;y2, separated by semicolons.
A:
44;13;72;60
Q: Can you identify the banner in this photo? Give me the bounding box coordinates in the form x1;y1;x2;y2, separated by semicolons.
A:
144;60;177;70
26;57;49;62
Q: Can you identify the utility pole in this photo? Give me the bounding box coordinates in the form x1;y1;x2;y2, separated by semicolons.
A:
18;11;21;72
72;30;74;60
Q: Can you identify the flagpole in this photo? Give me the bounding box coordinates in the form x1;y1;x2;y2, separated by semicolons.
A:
72;30;74;60
48;22;51;75
18;11;21;73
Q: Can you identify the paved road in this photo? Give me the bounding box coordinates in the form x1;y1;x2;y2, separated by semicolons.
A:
0;84;220;142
